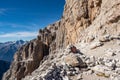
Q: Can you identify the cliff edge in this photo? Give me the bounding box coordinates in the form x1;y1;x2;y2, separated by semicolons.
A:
3;0;120;80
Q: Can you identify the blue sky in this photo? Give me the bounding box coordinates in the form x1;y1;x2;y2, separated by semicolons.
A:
0;0;65;42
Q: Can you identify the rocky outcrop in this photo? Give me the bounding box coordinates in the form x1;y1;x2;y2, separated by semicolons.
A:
3;0;120;80
2;22;59;80
56;0;120;48
22;45;120;80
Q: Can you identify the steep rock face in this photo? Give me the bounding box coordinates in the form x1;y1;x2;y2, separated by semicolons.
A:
3;22;59;80
56;0;120;48
56;0;90;48
3;0;120;80
80;0;120;43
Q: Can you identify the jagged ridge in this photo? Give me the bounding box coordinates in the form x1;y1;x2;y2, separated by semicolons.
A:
3;0;120;80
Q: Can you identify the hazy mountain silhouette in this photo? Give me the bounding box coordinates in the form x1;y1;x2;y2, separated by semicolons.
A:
0;60;10;80
0;40;26;62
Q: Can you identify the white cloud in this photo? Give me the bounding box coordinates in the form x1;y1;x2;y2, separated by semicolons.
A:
0;22;40;32
0;31;38;38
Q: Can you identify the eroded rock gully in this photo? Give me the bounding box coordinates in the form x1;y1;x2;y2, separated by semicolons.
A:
3;0;120;80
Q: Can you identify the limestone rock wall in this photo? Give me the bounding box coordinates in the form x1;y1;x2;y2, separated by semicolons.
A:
56;0;119;48
3;0;120;80
2;22;59;80
80;0;120;43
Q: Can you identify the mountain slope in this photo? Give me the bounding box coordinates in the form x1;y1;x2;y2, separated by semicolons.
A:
0;40;26;62
3;0;120;80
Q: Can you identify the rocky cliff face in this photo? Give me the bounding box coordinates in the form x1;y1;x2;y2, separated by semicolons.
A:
56;0;120;48
2;22;59;80
3;0;120;80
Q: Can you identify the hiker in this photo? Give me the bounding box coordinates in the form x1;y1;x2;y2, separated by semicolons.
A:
69;45;78;53
69;45;83;55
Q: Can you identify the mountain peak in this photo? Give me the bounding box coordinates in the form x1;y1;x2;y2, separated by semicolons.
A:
14;40;26;45
0;40;26;62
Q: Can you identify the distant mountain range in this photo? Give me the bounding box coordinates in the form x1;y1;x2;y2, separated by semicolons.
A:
0;40;26;62
0;40;26;80
0;60;10;80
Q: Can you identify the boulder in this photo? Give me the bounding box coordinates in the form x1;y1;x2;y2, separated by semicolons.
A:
64;53;87;68
104;59;116;70
92;65;111;77
85;56;96;67
115;68;120;74
105;49;116;56
116;61;120;68
99;34;111;42
114;76;120;80
64;53;80;67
